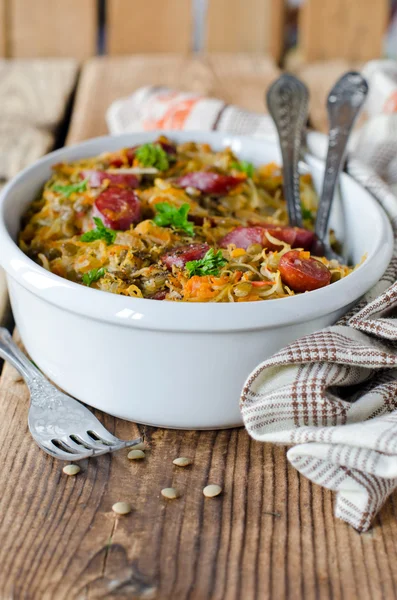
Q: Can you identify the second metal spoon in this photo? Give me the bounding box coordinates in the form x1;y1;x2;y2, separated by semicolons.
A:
314;71;369;260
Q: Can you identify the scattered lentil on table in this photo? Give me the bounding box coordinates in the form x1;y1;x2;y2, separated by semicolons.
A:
128;449;145;460
173;457;193;467
62;464;81;476
112;501;132;515
161;487;180;499
203;484;222;498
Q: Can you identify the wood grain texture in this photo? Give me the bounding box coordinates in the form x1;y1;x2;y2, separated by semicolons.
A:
0;59;78;129
206;0;285;59
0;0;6;57
0;122;53;180
0;59;78;325
107;0;192;54
8;0;97;59
1;343;397;599
67;54;279;142
299;0;389;62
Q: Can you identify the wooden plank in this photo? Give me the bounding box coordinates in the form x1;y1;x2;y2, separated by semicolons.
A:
8;0;97;59
0;122;53;180
299;0;388;62
205;54;279;113
0;336;397;598
0;59;78;325
0;0;6;57
107;0;192;54
0;59;78;129
269;0;286;62
67;54;279;142
206;0;285;59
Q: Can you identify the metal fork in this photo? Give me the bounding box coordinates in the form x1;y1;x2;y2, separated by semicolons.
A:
0;328;142;461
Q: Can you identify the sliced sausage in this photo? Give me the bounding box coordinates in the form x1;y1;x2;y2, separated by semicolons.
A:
250;223;315;251
294;228;315;250
175;172;244;195
279;250;331;292
94;187;141;230
220;225;315;251
80;169;139;188
161;243;209;270
219;226;265;250
310;237;327;257
262;226;297;249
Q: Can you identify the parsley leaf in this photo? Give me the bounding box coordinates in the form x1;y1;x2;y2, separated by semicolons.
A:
301;205;313;220
82;267;107;286
186;248;227;277
153;202;194;236
135;143;169;171
231;160;255;178
80;217;117;245
53;178;88;198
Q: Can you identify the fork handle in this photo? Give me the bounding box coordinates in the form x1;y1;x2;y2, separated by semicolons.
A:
0;328;42;384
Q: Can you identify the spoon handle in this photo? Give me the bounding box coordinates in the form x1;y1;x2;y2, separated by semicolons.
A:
315;72;368;243
266;74;309;227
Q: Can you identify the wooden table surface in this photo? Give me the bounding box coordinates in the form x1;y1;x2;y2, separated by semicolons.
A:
1;55;397;600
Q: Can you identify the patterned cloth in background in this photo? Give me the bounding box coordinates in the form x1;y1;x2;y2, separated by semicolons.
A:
107;60;397;531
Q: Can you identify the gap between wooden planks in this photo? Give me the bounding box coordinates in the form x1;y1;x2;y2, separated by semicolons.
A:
1;55;397;599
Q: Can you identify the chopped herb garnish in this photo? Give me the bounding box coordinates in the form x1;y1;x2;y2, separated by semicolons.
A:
231;160;255;178
82;267;107;286
186;248;227;277
135;143;169;171
153;202;194;236
53;178;88;198
301;205;313;220
80;217;117;245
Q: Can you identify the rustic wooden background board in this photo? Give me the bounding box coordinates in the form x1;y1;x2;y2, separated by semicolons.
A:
0;0;388;64
0;59;78;128
298;0;389;63
6;0;97;59
0;0;6;57
107;0;193;55
0;54;397;599
205;0;285;58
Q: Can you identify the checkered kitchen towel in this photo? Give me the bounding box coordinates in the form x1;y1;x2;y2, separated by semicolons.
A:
107;60;397;532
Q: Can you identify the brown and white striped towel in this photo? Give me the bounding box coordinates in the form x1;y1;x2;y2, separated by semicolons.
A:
107;60;397;531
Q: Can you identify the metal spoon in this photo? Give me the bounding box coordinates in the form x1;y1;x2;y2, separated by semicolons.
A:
266;74;309;227
313;72;368;260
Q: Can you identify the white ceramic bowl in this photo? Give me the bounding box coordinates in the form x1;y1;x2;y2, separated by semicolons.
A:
0;132;393;429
